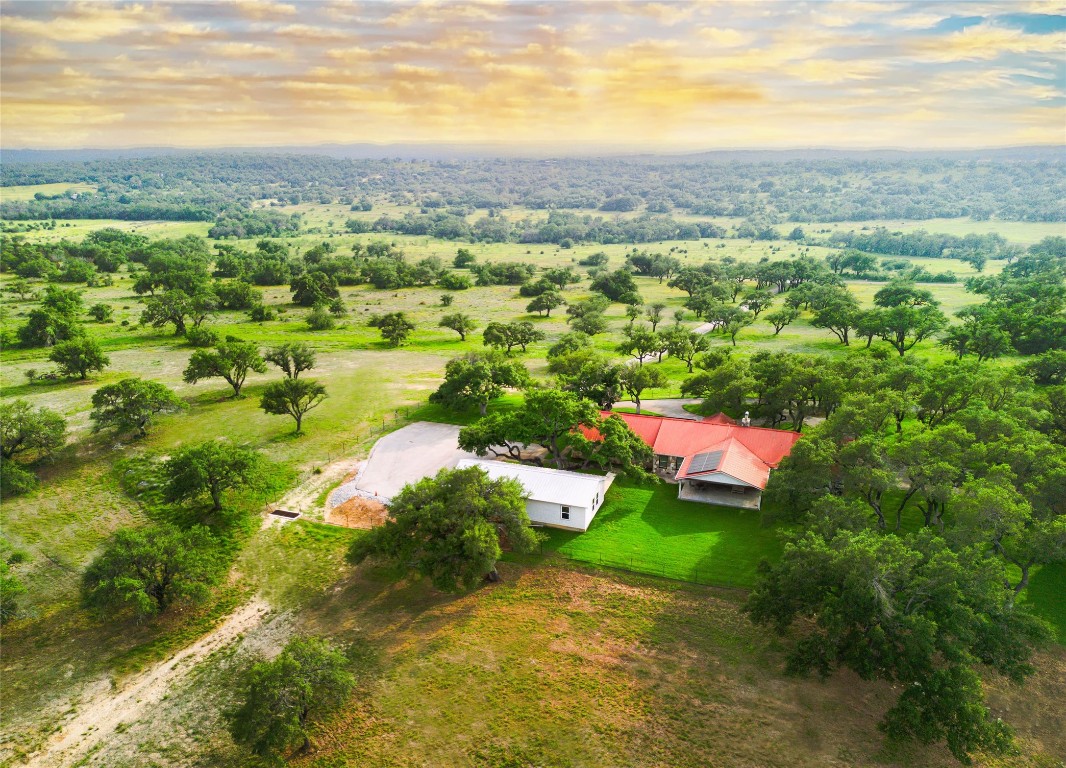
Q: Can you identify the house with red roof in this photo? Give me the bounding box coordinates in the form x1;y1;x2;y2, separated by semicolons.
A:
587;412;801;509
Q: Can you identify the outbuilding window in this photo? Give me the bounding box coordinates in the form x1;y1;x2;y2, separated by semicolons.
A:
561;506;571;520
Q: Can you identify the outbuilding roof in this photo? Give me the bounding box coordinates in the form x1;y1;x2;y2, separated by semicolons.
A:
455;459;605;507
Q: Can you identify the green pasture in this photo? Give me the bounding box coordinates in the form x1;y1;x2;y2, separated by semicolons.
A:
0;182;97;202
0;217;212;242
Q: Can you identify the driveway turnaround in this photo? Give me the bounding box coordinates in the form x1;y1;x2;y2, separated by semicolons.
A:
353;421;480;501
611;399;703;420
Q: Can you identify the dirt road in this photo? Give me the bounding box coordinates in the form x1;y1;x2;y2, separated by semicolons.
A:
24;454;367;767
26;597;271;768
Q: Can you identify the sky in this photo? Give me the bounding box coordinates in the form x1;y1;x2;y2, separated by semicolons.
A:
1;0;1064;151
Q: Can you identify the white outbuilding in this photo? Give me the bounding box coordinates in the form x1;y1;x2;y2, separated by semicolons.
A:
455;459;613;532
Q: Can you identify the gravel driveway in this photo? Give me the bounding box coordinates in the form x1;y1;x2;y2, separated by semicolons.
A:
339;421;479;504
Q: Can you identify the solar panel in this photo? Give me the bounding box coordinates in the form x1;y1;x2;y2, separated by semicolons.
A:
688;450;723;474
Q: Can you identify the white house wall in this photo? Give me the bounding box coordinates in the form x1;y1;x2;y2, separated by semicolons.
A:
526;499;590;531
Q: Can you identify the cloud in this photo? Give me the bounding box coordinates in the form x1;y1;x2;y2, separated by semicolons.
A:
698;27;754;47
1;2;211;43
210;42;285;60
0;0;1063;149
381;1;502;27
232;0;297;19
274;24;352;42
911;22;1065;62
788;58;890;84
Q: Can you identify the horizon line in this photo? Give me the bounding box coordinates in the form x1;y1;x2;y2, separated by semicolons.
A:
2;142;1063;153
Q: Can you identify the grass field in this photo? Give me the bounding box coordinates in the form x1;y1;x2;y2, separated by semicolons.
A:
541;482;781;588
0;182;97;202
0;347;449;759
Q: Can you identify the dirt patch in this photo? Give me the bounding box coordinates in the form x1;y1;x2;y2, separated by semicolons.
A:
327;496;388;529
263;456;362;528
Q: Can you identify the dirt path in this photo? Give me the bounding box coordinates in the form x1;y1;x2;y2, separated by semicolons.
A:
25;456;365;767
26;597;271;768
263;456;363;528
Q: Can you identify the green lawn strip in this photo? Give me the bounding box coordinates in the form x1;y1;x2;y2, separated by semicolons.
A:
539;481;781;589
611;407;664;417
407;392;525;426
1021;562;1066;645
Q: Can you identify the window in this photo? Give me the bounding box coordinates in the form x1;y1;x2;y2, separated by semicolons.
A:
561;506;571;520
657;455;669;469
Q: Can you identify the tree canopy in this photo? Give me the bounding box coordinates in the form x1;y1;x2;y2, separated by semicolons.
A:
183;340;267;397
747;528;1051;764
227;636;356;763
90;378;186;437
82;524;222;618
348;465;542;590
263;342;316;379
0;399;66;461
163;440;263;512
429;352;530;415
259;378;327;433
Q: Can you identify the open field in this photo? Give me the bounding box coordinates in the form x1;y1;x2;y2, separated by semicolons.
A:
0;217;212;242
0;348;448;761
0;182;97;202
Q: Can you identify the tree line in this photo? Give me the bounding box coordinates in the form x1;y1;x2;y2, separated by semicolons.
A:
4;152;1063;223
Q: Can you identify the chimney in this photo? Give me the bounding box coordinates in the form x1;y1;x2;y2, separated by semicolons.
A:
741;411;751;427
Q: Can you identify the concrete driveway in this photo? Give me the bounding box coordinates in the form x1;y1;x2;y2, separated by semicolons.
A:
612;398;703;420
351;421;479;502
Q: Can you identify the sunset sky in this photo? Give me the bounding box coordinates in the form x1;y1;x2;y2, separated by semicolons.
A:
1;0;1064;151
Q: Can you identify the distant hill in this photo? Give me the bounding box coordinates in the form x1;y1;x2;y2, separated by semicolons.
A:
2;143;1062;164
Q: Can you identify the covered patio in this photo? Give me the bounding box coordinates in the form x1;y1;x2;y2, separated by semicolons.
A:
677;480;762;510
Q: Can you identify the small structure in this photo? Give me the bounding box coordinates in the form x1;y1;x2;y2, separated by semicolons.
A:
455;458;612;532
583;412;801;509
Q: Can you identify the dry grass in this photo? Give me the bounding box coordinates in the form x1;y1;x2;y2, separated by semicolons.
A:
283;561;1066;768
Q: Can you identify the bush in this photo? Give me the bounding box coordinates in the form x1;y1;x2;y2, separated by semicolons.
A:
437;271;472;290
0;462;39;498
248;305;277;322
88;303;113;322
185;327;220;347
306;305;336;330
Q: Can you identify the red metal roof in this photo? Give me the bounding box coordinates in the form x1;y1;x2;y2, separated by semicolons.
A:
703;412;738;425
589;412;801;490
675;437;770;489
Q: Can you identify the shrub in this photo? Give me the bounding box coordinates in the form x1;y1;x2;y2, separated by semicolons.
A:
248;305;277;322
0;462;39;498
186;327;221;347
306;305;336;330
88;303;114;322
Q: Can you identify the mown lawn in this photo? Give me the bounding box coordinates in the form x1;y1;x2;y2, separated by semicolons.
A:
1023;562;1066;644
540;481;782;589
